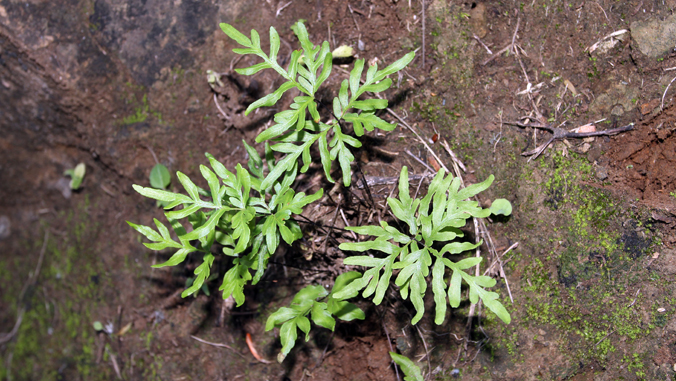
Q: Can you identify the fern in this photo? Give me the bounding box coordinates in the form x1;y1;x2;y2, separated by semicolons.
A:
390;352;424;381
128;145;321;303
129;20;515;367
334;167;512;325
265;272;365;361
220;21;414;187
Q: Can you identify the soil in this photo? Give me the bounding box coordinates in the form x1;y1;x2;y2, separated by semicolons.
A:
1;0;676;380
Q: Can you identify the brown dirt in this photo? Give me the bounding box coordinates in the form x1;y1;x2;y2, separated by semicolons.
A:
2;0;676;380
606;102;676;210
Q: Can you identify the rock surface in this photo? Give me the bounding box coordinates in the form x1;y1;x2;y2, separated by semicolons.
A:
631;13;676;57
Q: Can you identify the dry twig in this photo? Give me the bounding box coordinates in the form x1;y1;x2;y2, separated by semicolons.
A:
421;0;426;69
382;319;401;381
662;75;676;110
405;149;435;173
191;335;245;358
415;325;432;380
481;16;521;66
506;120;634;160
276;1;293;17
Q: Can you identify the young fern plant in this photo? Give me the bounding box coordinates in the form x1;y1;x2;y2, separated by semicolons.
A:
220;21;414;187
334;167;513;325
265;271;366;362
128;20;513;367
128;143;322;305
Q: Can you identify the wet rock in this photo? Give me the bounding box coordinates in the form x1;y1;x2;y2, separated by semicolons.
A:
630;14;676;58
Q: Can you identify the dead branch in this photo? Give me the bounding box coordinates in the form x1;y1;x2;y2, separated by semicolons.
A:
506;120;634;160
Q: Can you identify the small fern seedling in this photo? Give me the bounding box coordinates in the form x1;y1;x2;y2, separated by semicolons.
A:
265;272;365;361
128;143;322;304
220;21;414;187
334;167;513;324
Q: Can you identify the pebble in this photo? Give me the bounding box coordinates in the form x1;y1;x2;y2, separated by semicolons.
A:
595;165;608;181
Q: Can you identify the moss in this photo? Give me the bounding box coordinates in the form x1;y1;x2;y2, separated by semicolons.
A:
0;202;113;380
509;151;660;367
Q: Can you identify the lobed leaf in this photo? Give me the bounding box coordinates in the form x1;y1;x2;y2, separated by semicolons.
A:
132;184;193;204
432;259;447;325
182;254;214;297
349;59;364;97
220;259;253;306
235;62;271;76
389;352;424;381
373;51;415;82
220;23;252;47
181;208;227;241
246;81;296;116
269;26;280;63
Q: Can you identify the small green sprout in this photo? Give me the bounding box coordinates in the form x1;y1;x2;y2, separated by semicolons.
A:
64;163;86;190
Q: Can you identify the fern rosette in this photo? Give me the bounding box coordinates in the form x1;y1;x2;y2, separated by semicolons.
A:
335;167;512;324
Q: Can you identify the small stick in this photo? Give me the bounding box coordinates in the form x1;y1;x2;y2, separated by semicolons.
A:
413;172;426;199
356;174;428;188
481;16;521;66
100;183;116;198
213;93;231;121
439;139;467;173
473;34;493;55
387;109;448;172
511;17;520;57
347;4;361;32
465;218;482;338
321;194;342;254
229;55;244;72
405;149;435;173
109;350;122;380
339;209;358;240
382;320;401;381
493;111;504;152
483;242;519;275
415;325;432;380
507;120;634;160
662;75;676;110
595;2;609;21
421;0;426;69
276;1;293;17
628;288;641;308
191;335;245;358
594;330;616;347
143;144;159;165
482;45;510;66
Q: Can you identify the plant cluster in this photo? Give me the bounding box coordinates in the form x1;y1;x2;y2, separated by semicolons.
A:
128;21;512;370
